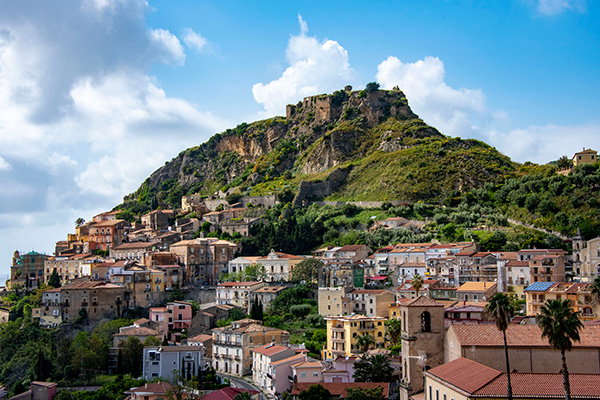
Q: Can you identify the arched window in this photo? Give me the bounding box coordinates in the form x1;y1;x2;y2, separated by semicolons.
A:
421;311;431;332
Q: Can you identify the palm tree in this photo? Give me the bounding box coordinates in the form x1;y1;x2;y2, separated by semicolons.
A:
486;293;515;400
412;274;424;297
538;299;584;400
355;334;375;353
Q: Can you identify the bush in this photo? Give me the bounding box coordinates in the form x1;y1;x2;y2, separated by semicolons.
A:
365;82;380;92
290;304;312;318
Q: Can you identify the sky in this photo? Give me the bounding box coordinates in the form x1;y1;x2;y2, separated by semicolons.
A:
1;0;599;280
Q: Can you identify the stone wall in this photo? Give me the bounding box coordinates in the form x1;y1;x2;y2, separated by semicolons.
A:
292;167;350;207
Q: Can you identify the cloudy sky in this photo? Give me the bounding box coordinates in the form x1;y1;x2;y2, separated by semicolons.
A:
1;0;598;280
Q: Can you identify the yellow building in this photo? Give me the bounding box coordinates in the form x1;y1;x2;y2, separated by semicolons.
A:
572;147;597;166
323;314;386;360
524;281;599;320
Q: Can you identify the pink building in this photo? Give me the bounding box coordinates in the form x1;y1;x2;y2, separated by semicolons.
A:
322;355;358;383
149;301;192;343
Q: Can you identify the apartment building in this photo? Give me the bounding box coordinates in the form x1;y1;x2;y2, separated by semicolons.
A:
216;281;265;311
323;314;386;360
342;289;395;317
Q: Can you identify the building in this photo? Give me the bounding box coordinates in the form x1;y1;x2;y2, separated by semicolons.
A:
572;147;597;166
113;325;161;347
141;210;173;230
10;250;49;289
321;355;358;383
445;324;600;373
212;319;290;376
342;289;395;317
38;288;62;328
7;382;57;400
290;382;390;400
318;286;347;317
169;238;238;285
572;231;600;280
323;314;386;359
187;334;213;358
44;253;99;284
399;297;446;400
0;307;9;324
110;242;160;264
60;281;125;322
455;281;496;303
426;357;600;400
258;250;305;282
125;382;172;400
88;219;130;251
524;281;599;320
227;256;262;276
149;301;193;343
529;254;565;283
216;281;265;311
142;346;206;381
250;286;287;314
252;343;305;396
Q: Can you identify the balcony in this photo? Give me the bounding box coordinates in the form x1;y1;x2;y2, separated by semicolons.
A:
331;338;345;343
214;338;238;346
358;324;375;331
331;326;344;332
81;302;88;307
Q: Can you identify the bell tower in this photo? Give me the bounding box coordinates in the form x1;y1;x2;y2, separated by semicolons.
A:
399;296;445;400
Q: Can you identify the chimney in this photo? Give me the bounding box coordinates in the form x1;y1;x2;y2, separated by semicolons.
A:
145;383;148;389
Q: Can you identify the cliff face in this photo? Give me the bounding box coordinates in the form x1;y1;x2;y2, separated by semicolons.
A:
119;87;516;212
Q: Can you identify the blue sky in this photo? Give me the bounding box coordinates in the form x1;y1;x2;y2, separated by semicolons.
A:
0;0;598;280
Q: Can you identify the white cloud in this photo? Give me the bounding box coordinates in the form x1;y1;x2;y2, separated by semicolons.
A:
537;0;586;15
183;28;209;53
148;28;185;65
487;123;600;164
376;55;488;138
0;1;227;278
0;156;11;171
252;15;356;117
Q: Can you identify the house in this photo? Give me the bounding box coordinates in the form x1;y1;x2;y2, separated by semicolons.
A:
109;264;166;308
322;355;359;383
454;251;500;284
87;219;130;251
38;288;62;327
212;319;290;376
201;388;259;400
426;357;600;400
60;281;125;322
342;289;395;317
250;286;287;314
43;253;99;284
455;281;496;303
443;304;492;326
445;324;600;373
187;334;213;358
109;242;160;264
572;147;597;166
113;326;161;347
170;238;239;285
396;279;440;300
227;256;262;276
323;314;387;360
529;254;565;283
252;343;307;396
524;281;599;320
318;286;347;317
142;346;206;381
7;382;57;400
0;307;9;324
216;281;265;311
141;210;173;230
572;230;600;280
291;359;326;384
290;382;390;399
149;301;193;343
258;250;305;282
125;382;172;400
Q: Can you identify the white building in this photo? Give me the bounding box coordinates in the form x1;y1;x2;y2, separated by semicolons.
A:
216;281;265;311
142;346;206;381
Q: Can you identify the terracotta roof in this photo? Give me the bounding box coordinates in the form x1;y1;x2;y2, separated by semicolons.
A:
134;318;150;325
456;282;496;292
61;281;121;290
506;260;529;267
126;382;172;394
531;254;562;261
154;345;200;353
217;281;262;287
292;360;324;369
201;387;258;400
290;382;390;398
473;372;600;398
188;334;212;343
252;344;292;356
404;296;444;307
113;241;159;250
270;353;306;366
114;327;160;337
338;245;369;252
252;286;287;293
31;382;57;388
427;357;501;394
450;324;600;348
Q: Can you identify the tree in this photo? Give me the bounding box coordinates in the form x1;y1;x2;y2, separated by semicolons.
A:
385;318;402;346
48;269;61;288
291;258;323;284
120;336;144;377
75;217;85;226
346;386;385;400
486;293;515;400
591;275;600;303
365;82;380;92
234;392;253;400
355;334;375;353
298;384;331;400
353;354;393;382
411;274;424;297
538;299;584;400
556;155;572;170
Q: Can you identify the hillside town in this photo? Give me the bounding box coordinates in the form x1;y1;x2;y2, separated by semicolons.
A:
2;146;600;400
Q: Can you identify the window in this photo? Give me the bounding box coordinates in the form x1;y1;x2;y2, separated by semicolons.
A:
300;372;306;378
421;311;431;332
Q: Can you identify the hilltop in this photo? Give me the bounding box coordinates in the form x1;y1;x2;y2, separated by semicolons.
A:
117;85;516;214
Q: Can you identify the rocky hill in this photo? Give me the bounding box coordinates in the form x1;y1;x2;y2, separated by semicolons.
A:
117;86;517;214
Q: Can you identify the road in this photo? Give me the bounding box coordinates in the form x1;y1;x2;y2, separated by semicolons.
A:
217;373;272;400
